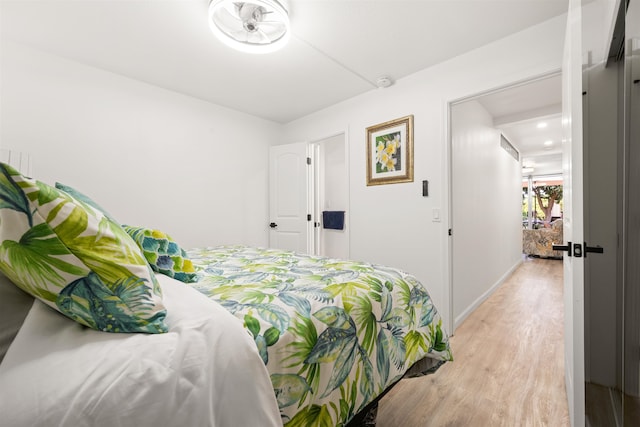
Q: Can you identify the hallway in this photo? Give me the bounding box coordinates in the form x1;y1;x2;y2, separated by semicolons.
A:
377;257;568;426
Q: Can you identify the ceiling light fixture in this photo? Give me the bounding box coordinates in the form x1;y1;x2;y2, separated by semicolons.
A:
544;140;553;146
208;0;290;54
537;122;548;129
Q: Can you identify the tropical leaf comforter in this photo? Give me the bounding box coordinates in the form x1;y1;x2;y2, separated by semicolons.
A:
188;246;453;426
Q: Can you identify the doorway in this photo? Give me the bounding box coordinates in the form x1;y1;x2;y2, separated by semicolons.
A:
448;72;563;332
311;133;350;259
268;133;349;259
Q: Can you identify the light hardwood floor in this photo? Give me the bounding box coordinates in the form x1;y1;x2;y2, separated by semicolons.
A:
377;256;569;426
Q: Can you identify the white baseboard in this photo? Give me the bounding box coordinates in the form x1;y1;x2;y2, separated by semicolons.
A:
453;258;523;330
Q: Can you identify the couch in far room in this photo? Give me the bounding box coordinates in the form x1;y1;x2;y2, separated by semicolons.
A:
522;219;564;258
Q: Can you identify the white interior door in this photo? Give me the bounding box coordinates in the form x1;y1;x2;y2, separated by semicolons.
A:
561;1;585;425
269;142;312;253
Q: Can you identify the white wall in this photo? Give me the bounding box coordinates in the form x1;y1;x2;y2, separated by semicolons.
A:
282;15;567;320
451;100;522;326
0;41;281;249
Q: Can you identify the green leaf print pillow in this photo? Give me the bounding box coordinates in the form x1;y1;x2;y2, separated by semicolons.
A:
122;225;199;283
0;163;168;333
54;181;115;221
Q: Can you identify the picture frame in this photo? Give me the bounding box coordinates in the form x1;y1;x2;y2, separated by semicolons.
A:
366;115;414;186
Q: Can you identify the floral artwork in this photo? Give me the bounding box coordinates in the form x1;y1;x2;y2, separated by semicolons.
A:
376;131;402;173
366;115;414;185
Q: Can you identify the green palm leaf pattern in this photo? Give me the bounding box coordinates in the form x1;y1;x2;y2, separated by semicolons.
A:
256;303;290;333
246;313;282;364
313;306;353;330
285;404;333;427
346;295;377;355
430;320;449;353
404;330;430;365
356;345;375;412
376;326;406;387
305;326;355;365
56;213;148;282
320;341;358;398
0;223;89;300
271;374;311;409
0;164;32;225
57;272;165;333
55;181;114;220
282;316;320;404
279;291;312;317
188;246;452;426
34;180;61;207
333;376;359;425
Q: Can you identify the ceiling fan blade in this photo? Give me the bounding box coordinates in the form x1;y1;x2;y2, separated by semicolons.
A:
231;29;251;42
215;5;243;25
257;20;285;27
253;28;272;44
261;9;283;17
217;1;241;17
256;21;286;39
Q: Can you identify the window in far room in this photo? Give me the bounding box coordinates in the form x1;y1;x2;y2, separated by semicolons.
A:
522;175;563;230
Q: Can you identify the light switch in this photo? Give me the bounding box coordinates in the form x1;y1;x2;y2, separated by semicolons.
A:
432;208;441;222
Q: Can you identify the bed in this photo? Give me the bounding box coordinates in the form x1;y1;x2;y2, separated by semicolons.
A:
0;162;452;426
188;246;452;426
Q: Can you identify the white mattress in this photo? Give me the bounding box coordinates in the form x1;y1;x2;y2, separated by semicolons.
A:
0;274;281;427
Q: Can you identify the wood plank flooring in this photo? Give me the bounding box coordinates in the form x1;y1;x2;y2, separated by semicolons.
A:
377;256;569;426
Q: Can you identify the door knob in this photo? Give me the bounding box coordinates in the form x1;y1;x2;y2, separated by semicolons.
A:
573;243;583;258
552;242;572;257
551;242;604;258
269;222;278;228
584;242;604;258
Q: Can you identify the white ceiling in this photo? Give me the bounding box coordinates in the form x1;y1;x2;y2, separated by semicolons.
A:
1;0;568;174
1;0;569;124
477;74;564;175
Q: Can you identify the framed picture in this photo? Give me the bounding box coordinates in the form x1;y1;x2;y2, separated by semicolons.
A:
366;115;414;186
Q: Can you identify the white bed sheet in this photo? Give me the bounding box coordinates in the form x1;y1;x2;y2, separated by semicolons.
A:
0;274;281;427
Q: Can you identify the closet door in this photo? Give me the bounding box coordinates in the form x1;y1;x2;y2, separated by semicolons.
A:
268;142;312;254
622;1;640;424
582;55;623;427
